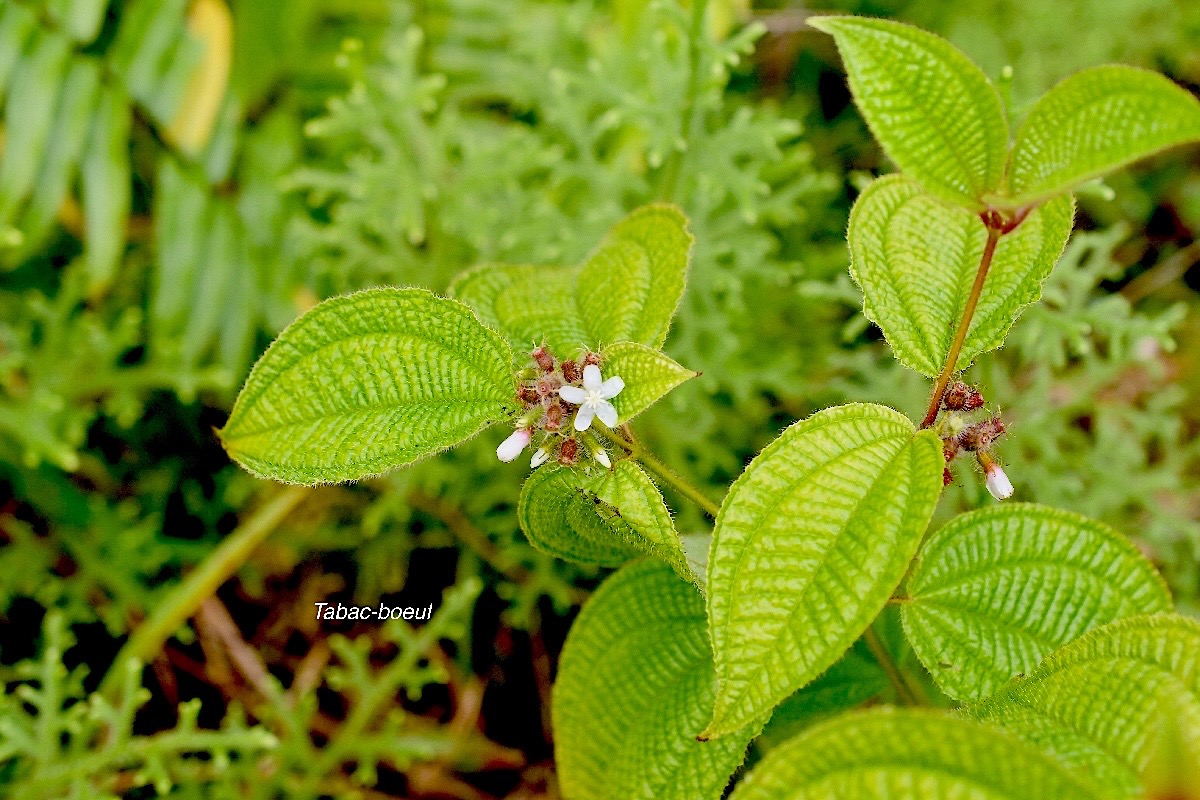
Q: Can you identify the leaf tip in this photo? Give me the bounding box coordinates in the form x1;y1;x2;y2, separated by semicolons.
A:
806;15;838;34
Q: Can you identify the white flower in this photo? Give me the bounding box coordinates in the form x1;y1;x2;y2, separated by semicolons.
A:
531;447;550;468
497;428;532;462
593;447;612;469
558;364;624;432
985;463;1014;500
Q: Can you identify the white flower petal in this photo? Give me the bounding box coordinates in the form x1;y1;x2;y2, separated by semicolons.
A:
599;376;625;399
531;448;550;468
574;404;597;431
558;385;588;405
594;448;612;469
985;465;1014;500
496;428;531;462
582;364;602;391
595;400;618;428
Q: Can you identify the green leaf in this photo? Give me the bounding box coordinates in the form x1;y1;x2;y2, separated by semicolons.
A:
729;708;1107;800
902;504;1171;702
220;288;514;484
82;85;131;292
0;30;72;226
848;175;1074;376
969;615;1200;797
601;342;697;424
15;57;99;260
576;204;691;348
703;403;944;738
1001;66;1200;207
554;560;755;800
448;263;583;355
518;461;694;586
449;204;693;353
809;16;1007;208
756;646;890;750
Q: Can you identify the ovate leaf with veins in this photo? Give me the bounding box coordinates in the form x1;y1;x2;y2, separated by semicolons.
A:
575;204;691;348
902;504;1171;702
220;288;514;484
848;175;1074;376
554;560;755;800
449;204;692;353
517;462;694;586
703;403;944;738
809;16;1008;208
969;615;1200;797
730;709;1106;800
1000;66;1200;208
448;263;583;355
601;342;697;424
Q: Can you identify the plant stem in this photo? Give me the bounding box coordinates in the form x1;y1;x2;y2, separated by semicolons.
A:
862;626;920;706
100;486;308;696
920;226;1002;428
408;490;588;605
656;0;710;201
595;426;723;518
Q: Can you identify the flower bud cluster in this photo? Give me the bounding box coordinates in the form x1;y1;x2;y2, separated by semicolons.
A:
937;382;1013;499
497;344;614;470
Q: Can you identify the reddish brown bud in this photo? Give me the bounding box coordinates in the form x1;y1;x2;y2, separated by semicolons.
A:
943;440;959;463
543;403;564;431
558;437;579;465
531;345;556;372
956;416;1006;452
561;359;581;383
536;375;561;397
942;381;984;411
517;385;539;405
943;467;954;486
582;351;602;367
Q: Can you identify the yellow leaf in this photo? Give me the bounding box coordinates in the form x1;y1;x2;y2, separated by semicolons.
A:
166;0;232;155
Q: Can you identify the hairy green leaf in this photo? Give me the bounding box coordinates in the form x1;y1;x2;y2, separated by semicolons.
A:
220;288;514;484
601;342;696;424
518;462;694;585
703;403;944;738
969;615;1200;797
809;16;1007;207
554;560;754;800
730;709;1107;800
848;175;1074;376
903;504;1171;702
1001;66;1200;207
448;263;584;356
576;204;691;348
449;204;692;353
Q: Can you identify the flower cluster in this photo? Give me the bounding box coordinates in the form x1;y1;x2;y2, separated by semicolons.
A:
936;381;1013;500
496;344;624;470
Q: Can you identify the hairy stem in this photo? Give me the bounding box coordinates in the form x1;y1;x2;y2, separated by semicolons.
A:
100;486;308;696
920;226;1002;428
595;426;723;518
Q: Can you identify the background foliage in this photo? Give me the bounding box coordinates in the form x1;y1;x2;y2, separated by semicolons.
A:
1;0;1198;797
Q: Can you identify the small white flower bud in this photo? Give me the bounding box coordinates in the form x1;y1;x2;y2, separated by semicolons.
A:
593;448;612;469
985;463;1014;500
496;428;532;463
531;447;550;468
